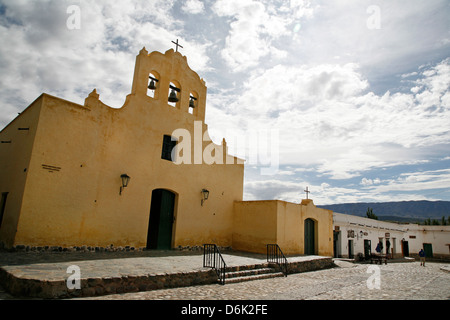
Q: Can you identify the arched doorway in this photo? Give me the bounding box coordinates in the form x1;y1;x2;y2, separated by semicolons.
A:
147;189;176;250
304;218;316;255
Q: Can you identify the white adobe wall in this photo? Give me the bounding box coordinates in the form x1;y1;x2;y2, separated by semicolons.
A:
404;224;450;258
333;212;450;260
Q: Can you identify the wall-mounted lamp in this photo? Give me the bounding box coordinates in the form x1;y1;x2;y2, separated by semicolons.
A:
120;174;130;195
201;189;209;206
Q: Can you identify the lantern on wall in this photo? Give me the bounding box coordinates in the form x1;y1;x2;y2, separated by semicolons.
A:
120;174;131;195
201;189;210;206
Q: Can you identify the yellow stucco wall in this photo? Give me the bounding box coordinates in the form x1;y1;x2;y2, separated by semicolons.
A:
276;201;303;254
300;199;334;256
233;199;333;256
0;96;43;247
0;48;244;249
0;47;334;256
233;201;278;253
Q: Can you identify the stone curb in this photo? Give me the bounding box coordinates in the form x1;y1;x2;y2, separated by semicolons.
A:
0;257;335;299
440;265;450;273
0;266;218;299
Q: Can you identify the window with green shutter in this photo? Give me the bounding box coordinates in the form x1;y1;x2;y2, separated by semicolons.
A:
161;135;177;161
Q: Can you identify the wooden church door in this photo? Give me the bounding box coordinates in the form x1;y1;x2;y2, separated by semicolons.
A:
147;189;176;250
304;218;315;255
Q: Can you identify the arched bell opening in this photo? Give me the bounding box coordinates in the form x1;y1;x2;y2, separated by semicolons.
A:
147;71;160;99
189;91;198;115
168;80;181;108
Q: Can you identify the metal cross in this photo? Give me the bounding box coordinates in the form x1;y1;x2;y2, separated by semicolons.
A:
172;39;183;52
304;187;310;199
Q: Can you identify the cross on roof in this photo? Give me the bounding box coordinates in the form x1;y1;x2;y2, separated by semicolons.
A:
172;39;183;52
304;187;310;199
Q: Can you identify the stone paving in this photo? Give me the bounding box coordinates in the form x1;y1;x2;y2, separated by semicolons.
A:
75;260;450;300
0;249;449;300
0;249;331;299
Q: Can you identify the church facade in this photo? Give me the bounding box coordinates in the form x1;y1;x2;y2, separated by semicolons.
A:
0;47;333;256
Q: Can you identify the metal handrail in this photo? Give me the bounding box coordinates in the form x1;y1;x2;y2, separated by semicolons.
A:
203;244;227;285
267;244;288;276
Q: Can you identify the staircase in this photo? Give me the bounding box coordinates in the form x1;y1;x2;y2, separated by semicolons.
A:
203;244;288;285
223;264;285;284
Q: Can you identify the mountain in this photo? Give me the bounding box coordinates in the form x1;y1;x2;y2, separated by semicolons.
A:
318;200;450;222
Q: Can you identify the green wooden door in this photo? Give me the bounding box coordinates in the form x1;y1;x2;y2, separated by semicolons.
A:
157;190;175;249
348;240;354;259
333;231;339;258
423;243;433;258
304;219;315;255
147;189;175;250
364;240;371;259
402;241;409;257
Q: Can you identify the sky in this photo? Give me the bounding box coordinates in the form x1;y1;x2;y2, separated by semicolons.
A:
0;0;449;205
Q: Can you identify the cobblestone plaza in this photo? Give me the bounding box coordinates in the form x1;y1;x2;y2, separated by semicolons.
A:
76;260;450;300
2;259;447;301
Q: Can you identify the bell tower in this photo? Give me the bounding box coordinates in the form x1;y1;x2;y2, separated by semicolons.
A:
130;47;207;122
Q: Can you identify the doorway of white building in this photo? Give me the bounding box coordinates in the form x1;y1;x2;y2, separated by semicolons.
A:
348;239;354;259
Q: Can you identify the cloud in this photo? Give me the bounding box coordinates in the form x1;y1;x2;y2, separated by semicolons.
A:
209;55;450;205
243;174;375;205
212;57;449;174
281;0;450;91
360;169;450;195
182;0;205;14
211;0;300;71
361;178;381;186
244;167;450;205
244;177;307;202
0;1;448;205
0;0;215;127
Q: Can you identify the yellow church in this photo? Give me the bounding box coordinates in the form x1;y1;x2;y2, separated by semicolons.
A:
0;47;333;256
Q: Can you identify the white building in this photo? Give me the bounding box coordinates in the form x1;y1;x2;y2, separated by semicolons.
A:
333;212;450;261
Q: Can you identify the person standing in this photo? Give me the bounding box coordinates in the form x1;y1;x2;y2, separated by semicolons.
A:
386;239;391;258
419;249;426;266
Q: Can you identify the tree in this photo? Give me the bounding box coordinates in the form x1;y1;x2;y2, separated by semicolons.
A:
422;216;450;225
366;207;378;220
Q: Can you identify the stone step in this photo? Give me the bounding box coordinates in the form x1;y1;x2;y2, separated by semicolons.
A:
224;271;285;284
224;263;270;273
225;267;278;279
220;265;286;284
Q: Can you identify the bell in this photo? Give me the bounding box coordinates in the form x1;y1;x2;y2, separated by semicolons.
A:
168;89;179;103
189;97;196;109
148;80;156;90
